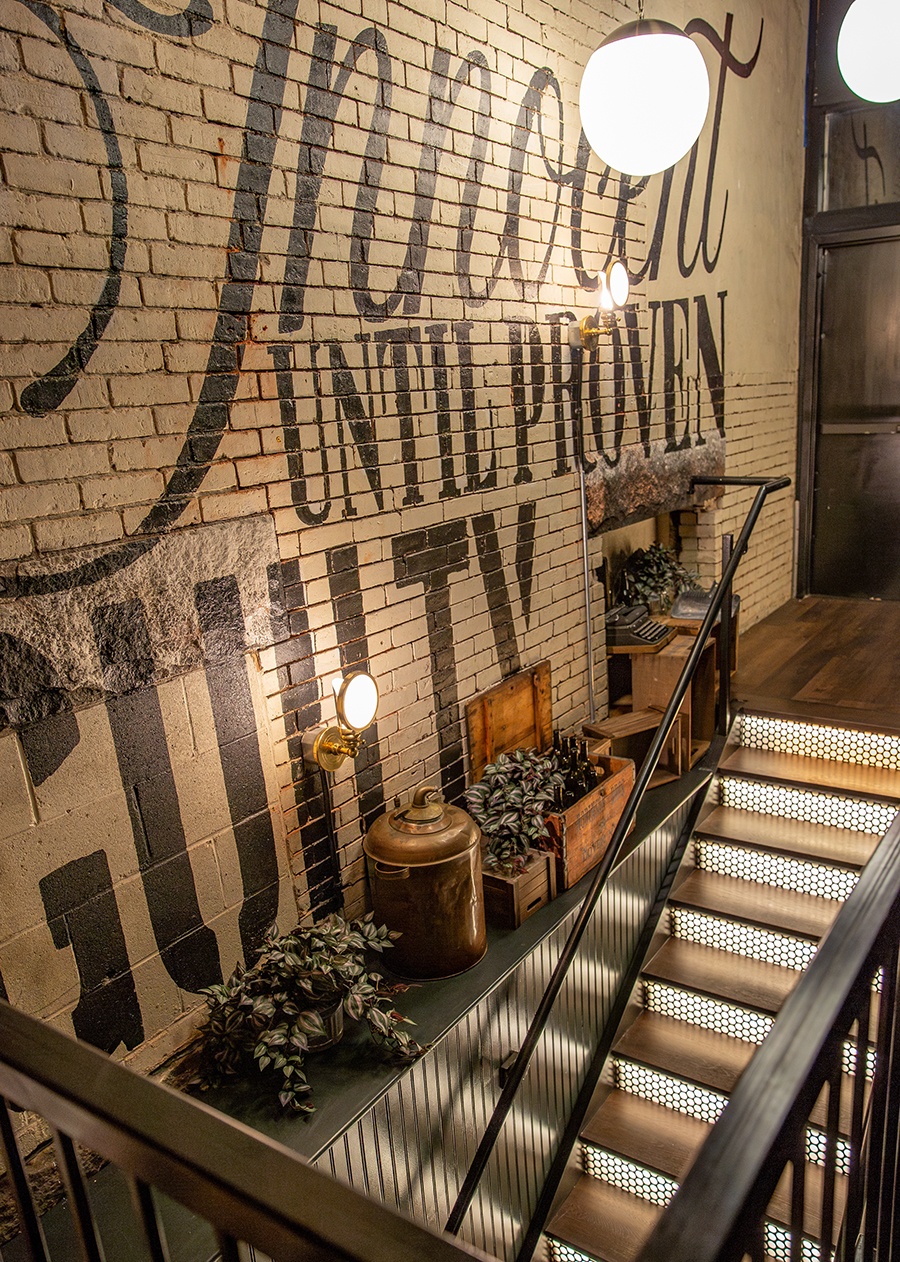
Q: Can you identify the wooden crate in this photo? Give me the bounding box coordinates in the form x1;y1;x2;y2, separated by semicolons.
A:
465;661;551;782
482;849;557;930
584;709;687;786
544;755;635;890
631;636;716;767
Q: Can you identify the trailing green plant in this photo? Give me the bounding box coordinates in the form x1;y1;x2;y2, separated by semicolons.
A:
465;748;564;876
180;914;423;1114
619;543;700;612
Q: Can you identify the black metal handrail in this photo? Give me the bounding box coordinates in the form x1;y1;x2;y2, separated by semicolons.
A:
445;474;792;1236
0;1000;492;1262
636;808;900;1262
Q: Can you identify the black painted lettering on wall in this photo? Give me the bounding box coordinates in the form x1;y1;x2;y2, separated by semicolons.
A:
40;851;144;1054
267;560;334;918
374;326;424;507
270;344;329;526
107;0;212;37
632;167;675;285
454;321;497;492
545;312;578;477
324;341;384;512
659;298;692;453
426;324;462;500
279;25;394;330
93;599;222;993
678;14;764;278
514;502;537;630
18;0;127;420
195;577;280;960
393;523;469;804
851;118;886;203
508;321;545;485
695;291;727;438
327;545;386;836
472;514;522;677
1;0;300;598
591;304;654;465
568;130;605;292
0;634;82;783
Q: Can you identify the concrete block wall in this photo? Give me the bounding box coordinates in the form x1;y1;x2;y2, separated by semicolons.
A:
0;0;807;1067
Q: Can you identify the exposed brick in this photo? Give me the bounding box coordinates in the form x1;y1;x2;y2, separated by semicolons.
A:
80;470;164;510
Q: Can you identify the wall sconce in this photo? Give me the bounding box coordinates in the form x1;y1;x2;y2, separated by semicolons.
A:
838;0;900;103
303;670;380;772
579;17;710;176
578;260;631;351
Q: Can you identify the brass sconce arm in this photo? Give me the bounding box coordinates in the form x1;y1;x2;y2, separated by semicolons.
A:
303;670;380;773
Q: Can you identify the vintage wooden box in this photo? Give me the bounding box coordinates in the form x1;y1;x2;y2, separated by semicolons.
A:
544;754;635;890
465;661;551;780
482;849;557;930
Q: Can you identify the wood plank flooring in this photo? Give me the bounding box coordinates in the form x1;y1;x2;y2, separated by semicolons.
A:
733;596;900;735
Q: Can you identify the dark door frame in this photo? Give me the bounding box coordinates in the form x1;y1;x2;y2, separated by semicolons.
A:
797;205;900;595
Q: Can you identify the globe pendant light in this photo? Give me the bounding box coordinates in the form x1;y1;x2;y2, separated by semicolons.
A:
837;0;900;103
579;19;710;176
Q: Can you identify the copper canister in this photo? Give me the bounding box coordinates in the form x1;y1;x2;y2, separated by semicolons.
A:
364;785;486;979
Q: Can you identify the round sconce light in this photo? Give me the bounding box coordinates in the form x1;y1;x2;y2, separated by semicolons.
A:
332;671;379;733
837;0;900;103
579;259;631;350
579;19;710;176
304;670;380;772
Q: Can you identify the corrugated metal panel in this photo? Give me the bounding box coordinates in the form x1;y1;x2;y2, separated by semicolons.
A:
313;805;687;1260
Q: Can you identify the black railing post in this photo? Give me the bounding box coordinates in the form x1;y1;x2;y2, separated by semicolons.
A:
717;533;734;736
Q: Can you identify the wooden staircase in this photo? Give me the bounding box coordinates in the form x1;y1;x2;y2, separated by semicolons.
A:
544;712;900;1262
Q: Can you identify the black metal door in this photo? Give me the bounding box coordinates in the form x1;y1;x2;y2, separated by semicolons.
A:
811;237;900;599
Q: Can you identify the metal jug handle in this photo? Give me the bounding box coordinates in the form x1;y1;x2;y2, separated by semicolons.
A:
374;862;410;880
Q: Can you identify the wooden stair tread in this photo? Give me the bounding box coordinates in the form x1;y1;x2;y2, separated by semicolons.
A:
643;938;800;1016
722;746;900;803
546;1174;661;1262
582;1090;710;1182
579;1092;844;1242
672;870;839;940
695;805;879;869
614;1011;755;1096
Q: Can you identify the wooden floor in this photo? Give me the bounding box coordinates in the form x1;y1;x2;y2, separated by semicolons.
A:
734;596;900;736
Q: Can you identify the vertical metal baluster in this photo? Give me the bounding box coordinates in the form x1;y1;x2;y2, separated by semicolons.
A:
214;1228;242;1262
820;1061;842;1262
789;1136;806;1262
865;943;897;1261
0;1098;49;1262
51;1129;106;1262
877;945;900;1260
842;1002;872;1261
127;1174;172;1262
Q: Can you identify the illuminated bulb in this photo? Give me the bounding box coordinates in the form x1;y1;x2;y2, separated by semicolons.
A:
579;20;710;176
336;671;379;732
837;0;900;102
607;259;630;307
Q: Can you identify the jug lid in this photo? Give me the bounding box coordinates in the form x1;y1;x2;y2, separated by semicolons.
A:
364;785;481;865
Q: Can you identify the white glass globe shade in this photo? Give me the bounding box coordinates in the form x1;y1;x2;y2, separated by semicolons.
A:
579;20;710;176
838;0;900;103
335;671;379;731
607;259;630;307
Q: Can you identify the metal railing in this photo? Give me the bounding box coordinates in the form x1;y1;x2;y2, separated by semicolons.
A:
636;807;900;1262
445;475;792;1244
0;998;493;1262
0;476;791;1262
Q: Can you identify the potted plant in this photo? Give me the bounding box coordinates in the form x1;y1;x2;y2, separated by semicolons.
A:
619;543;700;613
465;749;563;927
179;913;423;1113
